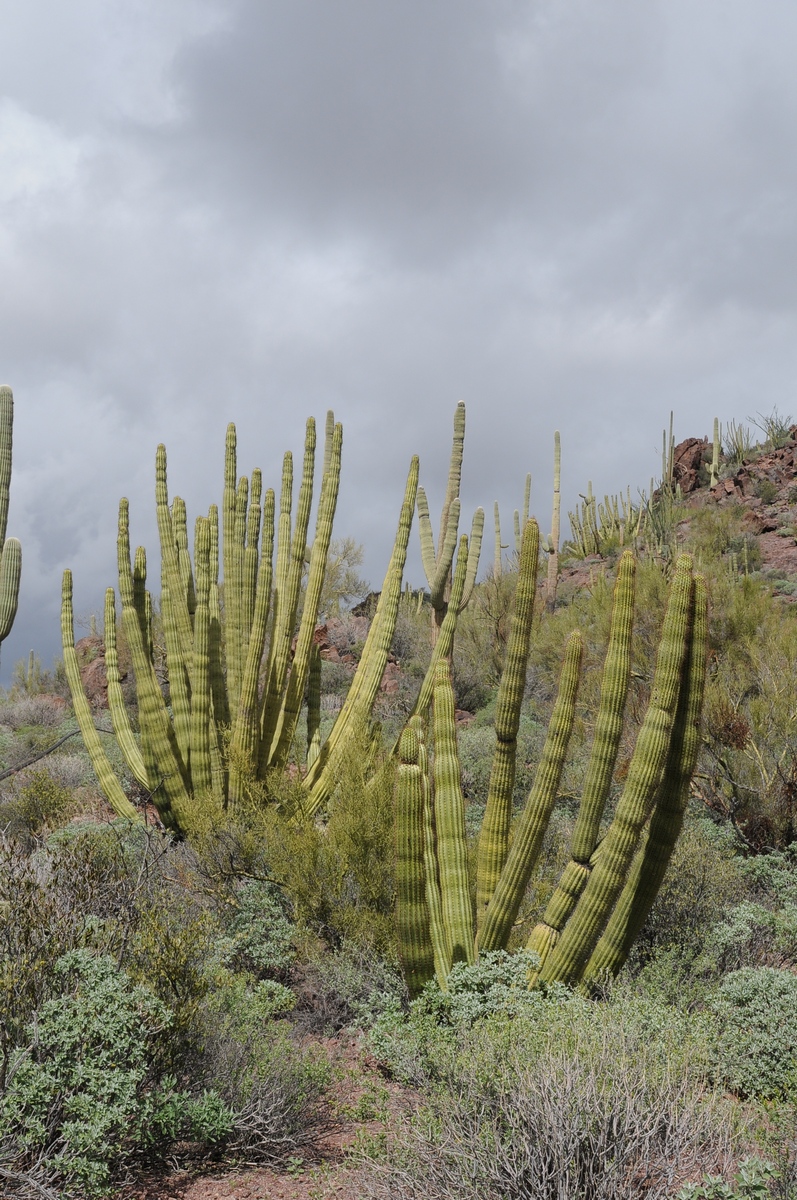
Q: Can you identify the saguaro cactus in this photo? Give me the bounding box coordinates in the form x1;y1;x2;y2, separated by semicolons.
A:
0;387;21;652
63;414;420;833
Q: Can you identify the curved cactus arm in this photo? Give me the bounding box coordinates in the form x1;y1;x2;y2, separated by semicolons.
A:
303;456;419;817
155;445;193;674
417;486;437;586
428;497;460;610
476;519;540;929
61;571;140;822
458;506;484;611
396;723;436;995
270;422;343;771
583;574;708;986
433;659;474;966
403;533;469;729
540;555;694;987
118;499;189;832
103;588;148;789
437;401;466;561
0;538;21;642
527;551;635;970
478;630;583;953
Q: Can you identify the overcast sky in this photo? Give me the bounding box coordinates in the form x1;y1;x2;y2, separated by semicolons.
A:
1;0;796;678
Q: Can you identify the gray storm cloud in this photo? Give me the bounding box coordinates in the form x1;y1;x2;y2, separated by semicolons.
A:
0;0;796;676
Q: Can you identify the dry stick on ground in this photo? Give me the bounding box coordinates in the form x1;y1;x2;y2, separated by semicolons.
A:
0;1165;60;1200
0;727;116;782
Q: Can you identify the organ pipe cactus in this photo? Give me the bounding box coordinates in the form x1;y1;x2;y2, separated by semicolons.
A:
0;388;21;650
393;551;706;993
63;414;419;833
417;402;484;639
545;431;561;610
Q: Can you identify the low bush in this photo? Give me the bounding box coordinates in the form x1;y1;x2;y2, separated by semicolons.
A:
708;967;797;1099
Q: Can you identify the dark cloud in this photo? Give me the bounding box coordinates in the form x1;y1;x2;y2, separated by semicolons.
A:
1;1;797;676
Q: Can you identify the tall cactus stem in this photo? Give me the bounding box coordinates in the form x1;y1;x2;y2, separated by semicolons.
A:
478;630;583;953
540;554;694;986
433;659;474;966
61;571;140;822
476;519;540;927
583;573;708;985
103;588;148;788
395;724;436;995
546;431;561;611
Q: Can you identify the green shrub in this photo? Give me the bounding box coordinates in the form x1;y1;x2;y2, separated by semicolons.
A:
709;967;797;1098
217;879;296;980
0;950;170;1195
674;1158;777;1199
754;479;779;505
296;940;406;1033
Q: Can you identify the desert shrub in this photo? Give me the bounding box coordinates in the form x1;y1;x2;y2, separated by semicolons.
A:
755;479;779;505
360;1010;731;1200
191;991;331;1163
216;878;296;980
295;939;405;1033
0;696;65;731
0;950;171;1195
708;967;797;1099
0;769;76;840
675;1158;777;1199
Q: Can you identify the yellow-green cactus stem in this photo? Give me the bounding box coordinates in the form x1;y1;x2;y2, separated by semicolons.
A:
306;642;322;770
395;723;436;995
61;571;140;822
546;431;561;611
478;630;583;953
527;551;636;967
189;516;214;808
583;573;708;985
541;555;694;986
103;588;148;788
476;518;540;928
433;658;474;966
0;387;21;645
155;444;193;674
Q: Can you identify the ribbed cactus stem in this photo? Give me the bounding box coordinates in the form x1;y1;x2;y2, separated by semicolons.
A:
458;507;484;610
303;456;419;816
540;555;694;986
155;445;193;674
526;551;636;969
476;519;540;928
583;573;708;985
433;659;474;966
270;422;343;770
189;517;214;808
710;418;720;488
103;588;148;788
61;571;140;822
404;533;469;726
546;431;561;611
493;501;502;577
306;643;322;770
478;630;583;953
0;386;20;645
395;724;436;995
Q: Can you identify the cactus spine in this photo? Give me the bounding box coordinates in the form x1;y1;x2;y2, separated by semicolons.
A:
0;387;21;651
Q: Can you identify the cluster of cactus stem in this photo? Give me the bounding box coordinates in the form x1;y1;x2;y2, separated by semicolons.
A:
417;402;483;637
0;387;21;656
395;540;707;994
62;414;420;832
567;482;641;558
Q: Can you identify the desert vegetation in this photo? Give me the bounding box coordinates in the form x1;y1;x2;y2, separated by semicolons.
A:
4;401;797;1197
